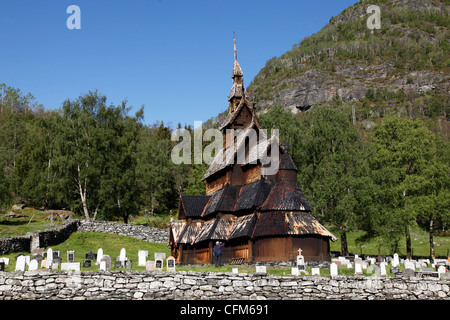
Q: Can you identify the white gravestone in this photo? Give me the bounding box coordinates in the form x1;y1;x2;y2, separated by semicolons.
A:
119;248;127;266
255;266;266;273
0;257;10;265
28;259;39;271
392;253;400;267
380;263;387;276
311;268;320;276
97;248;104;264
354;263;363;275
438;265;446;275
404;260;415;270
330;263;338;277
291;267;299;276
154;252;166;260
15;255;26;271
47;248;53;263
99;261;107;271
138;250;148;267
61;262;81;272
232;268;239;274
146;260;155;272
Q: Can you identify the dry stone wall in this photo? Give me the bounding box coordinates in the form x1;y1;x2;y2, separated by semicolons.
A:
0;270;449;300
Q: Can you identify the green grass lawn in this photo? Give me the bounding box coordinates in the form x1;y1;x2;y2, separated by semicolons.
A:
0;207;66;237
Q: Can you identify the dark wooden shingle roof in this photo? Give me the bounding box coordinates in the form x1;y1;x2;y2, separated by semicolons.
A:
180;194;211;218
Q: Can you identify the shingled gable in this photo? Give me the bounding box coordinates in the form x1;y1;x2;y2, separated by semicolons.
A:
178;194;211;219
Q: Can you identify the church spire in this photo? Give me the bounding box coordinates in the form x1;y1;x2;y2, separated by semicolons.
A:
228;35;244;110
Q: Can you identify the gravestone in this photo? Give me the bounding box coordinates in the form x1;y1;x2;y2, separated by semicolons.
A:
0;257;10;265
46;248;53;264
232;268;239;274
86;251;96;260
67;251;75;263
166;256;176;272
100;255;112;271
404;260;415;270
347;263;352;269
155;258;163;271
61;262;81;272
437;265;446;275
331;259;342;267
392;253;400;267
255;266;266;273
330;263;338;277
311;268;320;276
96;248;104;264
119;248;127;266
0;262;4;271
138;250;148;267
146;260;155;272
125;260;132;269
99;261;107;271
83;260;91;268
33;254;43;264
380;263;387;276
114;257;122;268
354;263;363;275
401;268;415;277
291;267;298;276
15;255;26;271
390;266;400;275
28;259;38;271
154;252;166;260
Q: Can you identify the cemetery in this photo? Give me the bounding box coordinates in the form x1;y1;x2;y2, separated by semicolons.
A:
0;215;449;300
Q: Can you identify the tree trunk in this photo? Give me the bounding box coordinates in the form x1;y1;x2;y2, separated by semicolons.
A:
77;165;90;221
405;226;412;260
340;230;349;256
429;218;435;261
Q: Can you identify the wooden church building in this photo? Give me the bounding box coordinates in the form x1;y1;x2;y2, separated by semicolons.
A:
169;39;336;265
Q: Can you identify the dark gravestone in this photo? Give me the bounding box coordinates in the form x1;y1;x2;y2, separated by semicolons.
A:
401;268;415;277
0;262;4;271
115;260;122;268
390;267;400;275
86;251;96;260
83;260;91;268
125;260;132;269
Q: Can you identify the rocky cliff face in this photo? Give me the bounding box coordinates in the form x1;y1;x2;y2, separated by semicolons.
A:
245;0;449;127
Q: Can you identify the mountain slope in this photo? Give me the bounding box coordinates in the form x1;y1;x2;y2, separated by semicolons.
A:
246;0;449;134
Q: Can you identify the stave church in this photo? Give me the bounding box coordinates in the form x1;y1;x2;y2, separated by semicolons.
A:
169;39;336;265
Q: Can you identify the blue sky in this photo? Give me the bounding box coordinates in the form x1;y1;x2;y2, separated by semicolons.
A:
0;0;359;127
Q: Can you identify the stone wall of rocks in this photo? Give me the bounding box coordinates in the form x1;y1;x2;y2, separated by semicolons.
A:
0;270;449;300
0;235;31;255
37;220;80;249
77;220;168;243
